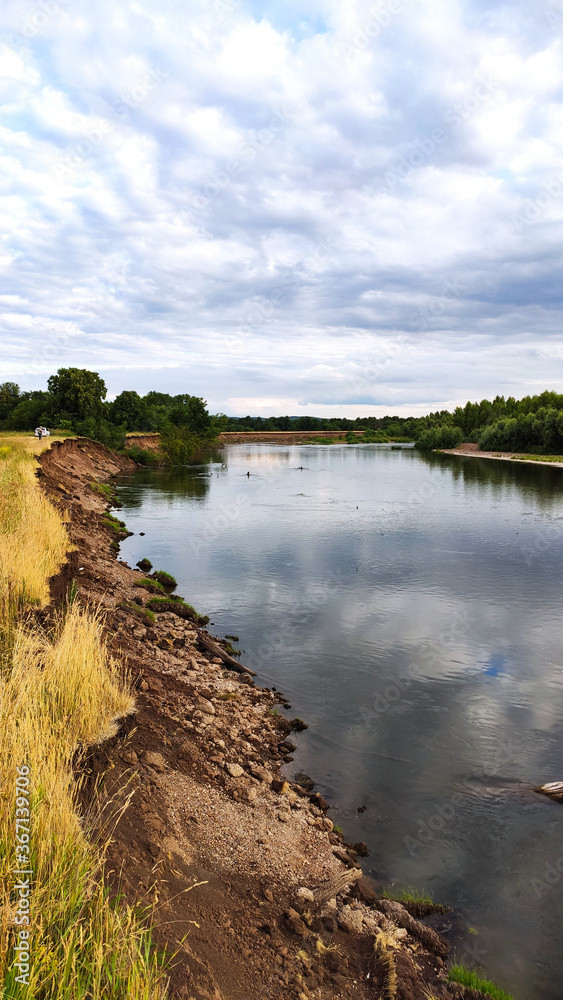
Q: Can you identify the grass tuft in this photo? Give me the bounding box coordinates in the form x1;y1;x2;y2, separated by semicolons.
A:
133;578;166;595
448;965;515;1000
151;570;177;588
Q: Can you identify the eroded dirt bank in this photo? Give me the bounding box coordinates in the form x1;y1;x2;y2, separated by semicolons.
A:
37;438;480;1000
125;430;364;449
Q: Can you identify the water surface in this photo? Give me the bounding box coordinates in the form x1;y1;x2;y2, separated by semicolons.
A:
117;444;563;1000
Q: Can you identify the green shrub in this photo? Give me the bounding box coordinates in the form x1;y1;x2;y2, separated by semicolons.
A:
415;425;463;450
126;444;161;466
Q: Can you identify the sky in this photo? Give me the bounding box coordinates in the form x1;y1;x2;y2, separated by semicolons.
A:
2;0;563;417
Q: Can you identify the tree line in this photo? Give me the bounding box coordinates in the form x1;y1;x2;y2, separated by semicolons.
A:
0;369;219;462
2;371;563;457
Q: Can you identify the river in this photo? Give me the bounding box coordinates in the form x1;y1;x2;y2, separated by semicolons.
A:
116;442;563;1000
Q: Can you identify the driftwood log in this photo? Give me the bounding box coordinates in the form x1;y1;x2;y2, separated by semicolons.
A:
534;781;563;803
377;899;448;959
311;867;362;908
196;631;257;676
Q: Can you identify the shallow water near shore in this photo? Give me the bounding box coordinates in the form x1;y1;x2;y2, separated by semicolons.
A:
117;443;563;1000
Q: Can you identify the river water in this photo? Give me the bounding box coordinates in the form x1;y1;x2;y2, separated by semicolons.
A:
116;443;563;999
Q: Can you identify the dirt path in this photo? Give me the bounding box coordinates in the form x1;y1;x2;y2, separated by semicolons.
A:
36;437;480;1000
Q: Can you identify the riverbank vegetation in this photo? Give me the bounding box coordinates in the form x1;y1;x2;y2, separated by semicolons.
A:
0;369;222;464
0;437;168;998
415;391;563;455
4;372;563;460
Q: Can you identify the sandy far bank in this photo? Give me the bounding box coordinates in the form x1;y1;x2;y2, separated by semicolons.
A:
441;442;563;469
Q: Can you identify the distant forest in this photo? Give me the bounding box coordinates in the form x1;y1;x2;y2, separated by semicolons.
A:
2;370;563;456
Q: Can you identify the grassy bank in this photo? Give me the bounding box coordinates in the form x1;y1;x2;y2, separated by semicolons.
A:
0;437;168;999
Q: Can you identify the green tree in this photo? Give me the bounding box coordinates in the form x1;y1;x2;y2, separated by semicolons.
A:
0;382;20;423
168;395;211;435
6;391;51;430
109;390;146;430
47;368;107;424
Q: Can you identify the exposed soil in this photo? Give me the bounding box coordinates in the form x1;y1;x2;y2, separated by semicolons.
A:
37;437;481;1000
125;431;363;449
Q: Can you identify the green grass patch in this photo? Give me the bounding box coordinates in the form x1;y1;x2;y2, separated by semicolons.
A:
448;965;515;1000
152;570;177;588
90;480;116;500
380;886;435;907
133;578;166;595
101;512;128;536
145;596;209;624
118;601;156;625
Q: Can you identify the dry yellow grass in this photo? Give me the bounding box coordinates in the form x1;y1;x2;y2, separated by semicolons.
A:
0;438;168;999
0;440;69;610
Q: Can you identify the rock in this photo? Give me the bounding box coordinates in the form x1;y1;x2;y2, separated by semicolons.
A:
249;765;273;784
264;888;274;903
309;792;329;812
337;905;364;934
137;558;152;571
242;785;259;804
296;887;315;904
271;778;290;794
332;849;353;866
225;762;244;778
362;911;384;934
351;840;369;857
121;750;138;765
294;773;314;791
290;718;308;732
197;697;216;714
143;751;166;773
354;877;377;905
285;909;310;939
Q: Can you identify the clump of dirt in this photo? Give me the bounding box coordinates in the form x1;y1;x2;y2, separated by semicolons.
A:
37;437;479;1000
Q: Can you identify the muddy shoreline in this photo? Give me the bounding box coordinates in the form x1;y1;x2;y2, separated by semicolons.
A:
36;438;481;1000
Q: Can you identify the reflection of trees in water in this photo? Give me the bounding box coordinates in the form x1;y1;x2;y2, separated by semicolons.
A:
417;451;563;509
119;461;218;507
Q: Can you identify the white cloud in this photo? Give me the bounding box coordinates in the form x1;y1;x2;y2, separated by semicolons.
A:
1;0;563;414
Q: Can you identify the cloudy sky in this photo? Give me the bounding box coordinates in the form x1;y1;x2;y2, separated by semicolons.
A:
2;0;563;416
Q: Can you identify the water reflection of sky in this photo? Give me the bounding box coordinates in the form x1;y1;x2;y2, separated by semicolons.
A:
117;445;563;1000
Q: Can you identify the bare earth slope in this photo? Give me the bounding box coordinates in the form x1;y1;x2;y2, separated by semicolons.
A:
37;438;480;1000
